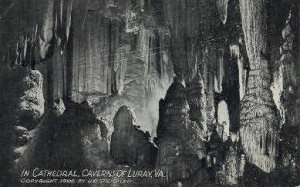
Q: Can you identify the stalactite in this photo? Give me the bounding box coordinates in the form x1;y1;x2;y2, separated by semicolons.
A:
214;48;224;94
38;0;55;60
54;0;73;52
230;43;247;101
216;0;229;25
163;0;214;82
72;7;110;99
46;57;54;105
66;20;74;101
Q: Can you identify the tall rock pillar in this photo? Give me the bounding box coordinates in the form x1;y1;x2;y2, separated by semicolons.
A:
239;0;280;172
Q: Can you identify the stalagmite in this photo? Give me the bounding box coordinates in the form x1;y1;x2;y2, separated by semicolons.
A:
110;106;157;167
186;70;207;132
156;77;207;183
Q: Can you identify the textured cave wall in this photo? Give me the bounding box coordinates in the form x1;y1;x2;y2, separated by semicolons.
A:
274;1;300;171
162;0;202;81
239;0;280;173
267;1;299;133
13;100;65;173
71;0;122;99
281;3;300;129
279;12;297;128
68;0;174;134
69;0;173;101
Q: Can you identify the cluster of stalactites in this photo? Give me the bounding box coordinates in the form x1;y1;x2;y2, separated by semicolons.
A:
39;0;73;58
6;32;37;69
240;125;278;172
1;0;73;69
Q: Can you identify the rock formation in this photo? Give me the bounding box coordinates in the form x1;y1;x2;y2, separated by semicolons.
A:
50;101;111;169
0;67;44;185
279;10;298;128
239;0;280;173
186;70;207;132
156;77;207;184
0;0;299;186
216;144;245;185
110;106;157;168
206;127;226;168
14;99;66;172
15;100;112;176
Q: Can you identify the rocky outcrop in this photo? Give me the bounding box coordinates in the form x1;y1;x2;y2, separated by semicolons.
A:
0;67;44;185
14;99;65;172
93;96;130;142
8;67;44;146
17;69;44;129
239;0;280;173
156;77;207;184
110;106;157;168
51;101;112;169
15;100;112;176
1;68;45;129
